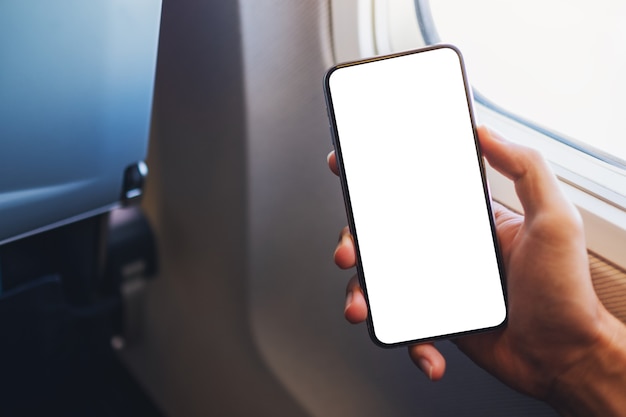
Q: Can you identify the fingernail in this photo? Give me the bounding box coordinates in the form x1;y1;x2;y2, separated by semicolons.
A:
344;290;353;313
327;151;334;164
333;240;342;258
418;358;433;380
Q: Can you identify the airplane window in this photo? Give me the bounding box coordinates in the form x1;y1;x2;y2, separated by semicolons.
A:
423;0;626;165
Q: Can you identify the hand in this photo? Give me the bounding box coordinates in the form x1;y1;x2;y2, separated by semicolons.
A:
329;126;626;409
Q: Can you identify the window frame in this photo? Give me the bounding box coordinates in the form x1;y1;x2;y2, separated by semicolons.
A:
411;0;626;270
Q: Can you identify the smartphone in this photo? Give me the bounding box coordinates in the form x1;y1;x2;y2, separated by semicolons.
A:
324;45;507;347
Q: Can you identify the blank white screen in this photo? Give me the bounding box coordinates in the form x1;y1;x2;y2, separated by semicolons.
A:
327;46;506;345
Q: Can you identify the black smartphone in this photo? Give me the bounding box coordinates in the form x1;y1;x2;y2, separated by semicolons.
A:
324;44;507;347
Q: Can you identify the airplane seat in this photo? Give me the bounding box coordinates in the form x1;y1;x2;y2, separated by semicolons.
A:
0;2;162;415
0;210;161;415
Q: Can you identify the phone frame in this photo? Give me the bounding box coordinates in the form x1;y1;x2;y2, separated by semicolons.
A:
324;44;507;348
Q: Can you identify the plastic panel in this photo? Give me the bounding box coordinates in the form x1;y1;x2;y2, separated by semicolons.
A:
0;0;162;244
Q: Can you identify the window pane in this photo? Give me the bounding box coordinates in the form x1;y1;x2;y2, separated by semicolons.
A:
429;0;626;162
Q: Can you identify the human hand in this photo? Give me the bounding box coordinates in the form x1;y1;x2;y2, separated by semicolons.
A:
329;126;626;408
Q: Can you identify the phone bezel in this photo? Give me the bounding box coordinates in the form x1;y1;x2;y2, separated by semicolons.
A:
323;44;508;348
